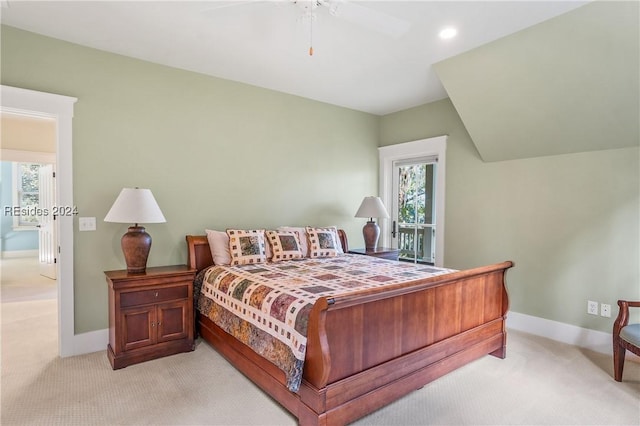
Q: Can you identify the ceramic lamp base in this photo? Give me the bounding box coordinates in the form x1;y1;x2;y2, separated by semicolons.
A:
121;225;151;274
362;220;380;251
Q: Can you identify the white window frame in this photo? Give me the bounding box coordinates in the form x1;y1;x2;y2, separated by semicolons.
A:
378;136;447;267
12;162;42;230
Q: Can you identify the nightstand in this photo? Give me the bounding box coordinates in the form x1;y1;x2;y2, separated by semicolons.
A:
105;265;196;369
348;247;400;261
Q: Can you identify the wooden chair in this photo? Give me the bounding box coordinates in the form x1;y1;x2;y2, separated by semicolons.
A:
613;300;640;381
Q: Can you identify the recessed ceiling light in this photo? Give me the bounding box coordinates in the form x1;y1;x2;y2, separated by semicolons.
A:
439;27;458;40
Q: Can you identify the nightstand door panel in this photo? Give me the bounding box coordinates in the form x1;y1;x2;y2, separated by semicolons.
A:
157;300;189;343
121;306;157;351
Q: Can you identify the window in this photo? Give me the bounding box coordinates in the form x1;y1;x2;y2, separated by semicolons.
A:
394;158;437;264
12;162;42;229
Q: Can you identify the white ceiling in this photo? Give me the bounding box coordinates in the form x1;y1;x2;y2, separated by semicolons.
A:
1;0;588;115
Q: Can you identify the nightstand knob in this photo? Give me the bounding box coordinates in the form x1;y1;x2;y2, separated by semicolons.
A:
154;292;159;297
151;322;155;327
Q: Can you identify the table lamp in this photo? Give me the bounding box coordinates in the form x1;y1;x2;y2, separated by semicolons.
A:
104;188;166;274
354;196;390;251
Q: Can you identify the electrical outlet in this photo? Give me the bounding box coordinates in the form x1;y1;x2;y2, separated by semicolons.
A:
587;300;599;315
601;303;611;318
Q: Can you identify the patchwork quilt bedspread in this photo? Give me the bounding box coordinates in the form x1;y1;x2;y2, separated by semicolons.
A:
196;254;456;392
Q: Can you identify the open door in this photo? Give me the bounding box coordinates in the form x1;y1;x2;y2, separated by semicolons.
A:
391;158;437;264
38;163;56;279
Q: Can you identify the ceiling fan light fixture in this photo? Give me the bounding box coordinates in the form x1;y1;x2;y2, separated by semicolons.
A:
295;0;319;13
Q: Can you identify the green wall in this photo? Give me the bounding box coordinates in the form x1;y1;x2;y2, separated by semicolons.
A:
1;26;379;333
3;24;638;337
380;98;640;333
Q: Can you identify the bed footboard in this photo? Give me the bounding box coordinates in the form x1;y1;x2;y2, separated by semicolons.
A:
299;261;512;425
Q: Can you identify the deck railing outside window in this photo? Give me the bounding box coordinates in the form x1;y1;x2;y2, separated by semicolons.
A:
397;224;435;264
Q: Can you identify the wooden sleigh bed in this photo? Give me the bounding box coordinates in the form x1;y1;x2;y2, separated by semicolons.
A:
186;230;513;425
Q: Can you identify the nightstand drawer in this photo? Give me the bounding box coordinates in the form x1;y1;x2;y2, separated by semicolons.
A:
120;285;188;308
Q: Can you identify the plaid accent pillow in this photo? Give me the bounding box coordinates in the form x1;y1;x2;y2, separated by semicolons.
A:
266;230;304;262
305;226;341;258
226;229;267;265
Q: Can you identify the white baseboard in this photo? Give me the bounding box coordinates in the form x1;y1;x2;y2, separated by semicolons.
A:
61;328;108;358
1;250;38;259
507;311;614;355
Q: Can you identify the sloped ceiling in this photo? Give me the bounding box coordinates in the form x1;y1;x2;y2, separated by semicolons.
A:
434;1;639;162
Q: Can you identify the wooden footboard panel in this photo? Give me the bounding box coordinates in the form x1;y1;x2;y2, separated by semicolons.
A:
304;262;511;389
294;261;512;424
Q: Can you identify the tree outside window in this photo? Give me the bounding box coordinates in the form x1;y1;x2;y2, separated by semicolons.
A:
398;164;427;225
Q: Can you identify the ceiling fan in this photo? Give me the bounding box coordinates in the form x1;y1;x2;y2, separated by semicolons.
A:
293;0;411;36
202;0;411;56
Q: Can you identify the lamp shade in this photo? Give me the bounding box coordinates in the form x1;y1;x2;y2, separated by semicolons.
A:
104;188;166;224
354;196;390;219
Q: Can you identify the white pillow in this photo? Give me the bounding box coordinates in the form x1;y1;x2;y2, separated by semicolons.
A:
205;229;231;266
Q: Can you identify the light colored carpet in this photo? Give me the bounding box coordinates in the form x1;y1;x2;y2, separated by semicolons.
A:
0;257;56;302
1;258;639;425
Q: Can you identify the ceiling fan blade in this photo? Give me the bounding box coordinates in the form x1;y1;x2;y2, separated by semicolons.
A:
325;1;411;38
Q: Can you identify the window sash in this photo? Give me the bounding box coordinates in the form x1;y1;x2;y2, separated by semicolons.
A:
12;162;41;229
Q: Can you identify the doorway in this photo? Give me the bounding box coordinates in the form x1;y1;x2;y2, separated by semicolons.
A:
392;158;437;264
1;117;58;371
378;136;447;267
1;85;77;357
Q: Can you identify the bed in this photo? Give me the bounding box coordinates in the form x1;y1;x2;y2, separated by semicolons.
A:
186;229;513;425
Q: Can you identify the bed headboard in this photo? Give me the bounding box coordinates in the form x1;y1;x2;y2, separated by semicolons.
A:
186;229;349;273
186;235;213;272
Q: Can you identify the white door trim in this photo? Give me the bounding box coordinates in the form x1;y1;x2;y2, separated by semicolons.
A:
1;149;56;163
1;85;77;357
378;136;447;266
